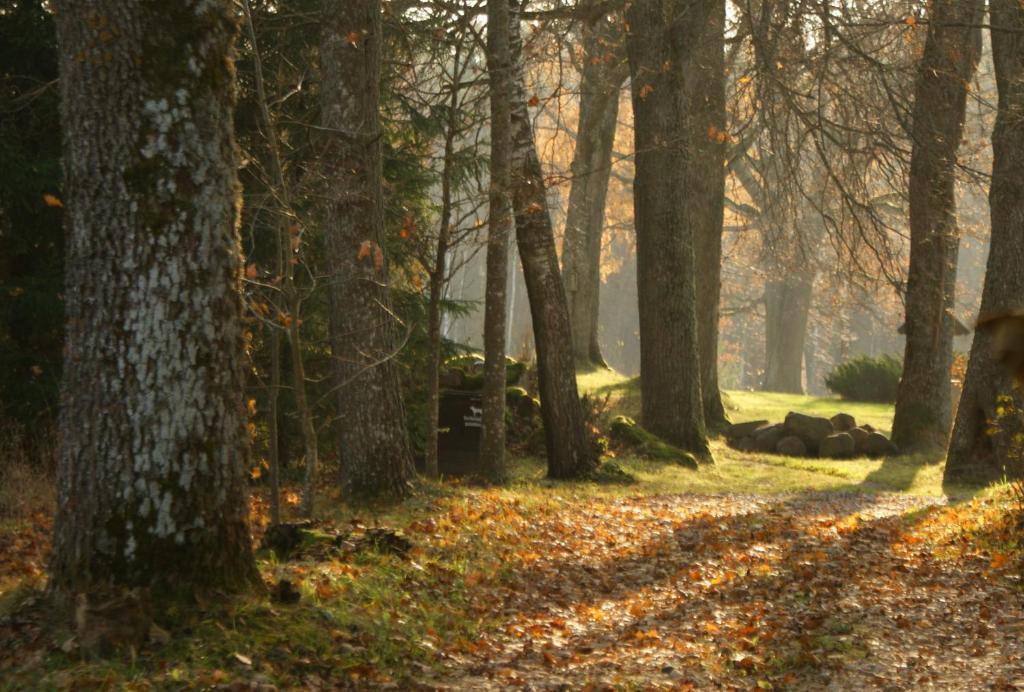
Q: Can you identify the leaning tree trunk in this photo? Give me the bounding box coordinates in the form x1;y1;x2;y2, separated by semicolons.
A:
945;1;1024;484
762;273;813;394
688;0;728;429
479;0;514;482
508;0;596;479
625;0;712;461
320;0;414;500
892;0;983;452
49;0;259;599
560;10;626;367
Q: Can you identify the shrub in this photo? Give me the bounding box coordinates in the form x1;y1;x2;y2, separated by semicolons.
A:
825;354;902;403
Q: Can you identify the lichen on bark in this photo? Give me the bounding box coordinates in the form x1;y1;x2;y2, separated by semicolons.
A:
49;0;259;599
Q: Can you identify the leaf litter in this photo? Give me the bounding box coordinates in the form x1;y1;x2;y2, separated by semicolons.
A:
3;488;1024;689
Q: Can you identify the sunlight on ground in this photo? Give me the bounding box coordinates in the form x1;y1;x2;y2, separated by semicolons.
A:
576;366;977;499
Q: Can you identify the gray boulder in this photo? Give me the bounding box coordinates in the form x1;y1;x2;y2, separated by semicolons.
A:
820;432;856;459
753;423;787;453
727;420;770;442
849;427;870;454
734;437;758;452
864;432;899;458
776;436;808;457
783;412;835;454
830;413;857;432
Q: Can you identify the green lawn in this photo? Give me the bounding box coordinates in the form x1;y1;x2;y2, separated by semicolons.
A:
724;389;895;434
576;366;980;499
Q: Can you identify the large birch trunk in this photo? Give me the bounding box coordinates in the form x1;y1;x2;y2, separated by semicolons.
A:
49;0;259;598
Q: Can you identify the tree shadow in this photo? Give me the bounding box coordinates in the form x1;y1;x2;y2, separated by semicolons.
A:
445;488;1022;688
450;490;988;686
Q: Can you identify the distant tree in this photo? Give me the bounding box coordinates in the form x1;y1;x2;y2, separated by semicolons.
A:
508;0;597;478
320;0;415;499
945;0;1024;483
892;0;983;452
49;0;259;598
625;0;711;461
560;5;627;368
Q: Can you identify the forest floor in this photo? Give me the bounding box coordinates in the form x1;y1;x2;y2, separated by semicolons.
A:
2;378;1024;690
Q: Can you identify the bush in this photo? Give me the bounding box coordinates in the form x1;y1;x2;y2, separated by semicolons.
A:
825;354;902;403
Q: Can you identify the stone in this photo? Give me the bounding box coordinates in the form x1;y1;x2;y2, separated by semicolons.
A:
849;427;870;453
863;432;899;458
783;412;835;454
726;420;770;441
820;432;856;459
753;423;787;452
734;437;758;453
776;436;808;457
830;413;857;432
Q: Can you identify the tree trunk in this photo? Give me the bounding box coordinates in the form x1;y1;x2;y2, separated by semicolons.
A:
479;0;514;482
688;0;728;429
762;274;813;394
425;47;463;480
625;0;712;461
241;0;319;518
508;0;597;478
892;0;983;452
320;0;414;500
49;0;259;598
945;1;1024;484
268;329;283;526
560;11;626;367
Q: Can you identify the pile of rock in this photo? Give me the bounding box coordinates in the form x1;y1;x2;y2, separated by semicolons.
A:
725;412;899;459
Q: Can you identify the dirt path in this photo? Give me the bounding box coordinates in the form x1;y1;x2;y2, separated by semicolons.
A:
424;492;1024;690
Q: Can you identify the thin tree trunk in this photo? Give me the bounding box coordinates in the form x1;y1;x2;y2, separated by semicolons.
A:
425;47;464;480
291;317;318;515
762;273;813;394
945;1;1024;484
625;0;712;461
480;0;514;482
247;0;283;529
508;0;597;479
892;0;983;452
268;324;283;525
320;0;414;500
689;0;728;429
49;0;259;598
242;0;320;517
560;10;626;367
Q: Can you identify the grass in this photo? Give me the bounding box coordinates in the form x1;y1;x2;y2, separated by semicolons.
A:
724;389;896;435
579;367;895;434
577;366;980;498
